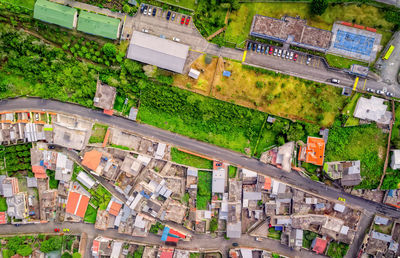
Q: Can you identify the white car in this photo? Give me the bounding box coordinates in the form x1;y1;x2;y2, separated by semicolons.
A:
331;78;340;84
277;49;282;57
148;8;152;16
142;29;149;33
173;37;180;42
289;52;294;60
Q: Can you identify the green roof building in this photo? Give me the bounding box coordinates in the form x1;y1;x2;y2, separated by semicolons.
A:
77;11;121;40
33;0;78;29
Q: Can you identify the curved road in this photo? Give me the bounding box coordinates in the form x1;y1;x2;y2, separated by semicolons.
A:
1;98;400;220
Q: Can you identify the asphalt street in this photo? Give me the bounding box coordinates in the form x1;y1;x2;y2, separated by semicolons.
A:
1;98;400;221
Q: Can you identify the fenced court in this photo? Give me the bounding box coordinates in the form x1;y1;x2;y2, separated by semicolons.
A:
334;30;375;56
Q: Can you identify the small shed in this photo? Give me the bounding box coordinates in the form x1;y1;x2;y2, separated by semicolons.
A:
188;68;200;80
223;70;231;77
267;116;276;123
129;107;138;121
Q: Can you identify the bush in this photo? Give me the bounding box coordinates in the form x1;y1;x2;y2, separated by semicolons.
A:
102;43;117;57
311;0;328;15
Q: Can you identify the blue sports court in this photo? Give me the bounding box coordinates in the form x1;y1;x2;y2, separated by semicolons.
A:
333;30;375;56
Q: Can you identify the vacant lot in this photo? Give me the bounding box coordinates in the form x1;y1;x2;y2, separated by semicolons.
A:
171;148;213;169
158;0;196;10
225;3;394;62
325;124;387;189
6;0;35;9
89;123;108;144
197;171;212;210
174;56;348;127
84;205;97;224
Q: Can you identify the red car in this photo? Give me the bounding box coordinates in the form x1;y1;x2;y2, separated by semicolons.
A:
54;228;60;232
181;16;185;25
293;53;298;61
268;46;273;55
185;16;190;25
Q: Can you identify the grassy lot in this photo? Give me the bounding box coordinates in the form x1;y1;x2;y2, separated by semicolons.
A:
2;0;35;9
268;227;282;240
171;147;213;169
196;171;212;210
89;123;108;144
325;123;387;189
326;54;369;69
326;242;349;258
157;0;196;10
0;196;7;211
373;222;394;235
225;3;395;62
342;93;361;127
228;166;237;178
174;57;348;127
83;205;97;224
46;170;59;190
114;94;136;116
88;185;112;210
303;230;319;249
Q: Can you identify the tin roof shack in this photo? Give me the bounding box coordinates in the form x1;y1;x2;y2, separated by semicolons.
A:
52;114;92;150
353;96;392;125
323;160;361;186
7;192;28;220
93;80;116;114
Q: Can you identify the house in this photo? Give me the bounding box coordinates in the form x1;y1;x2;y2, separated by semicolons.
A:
298;137;325;166
155;143;167;159
34;0;78;29
92;236;113;258
65;191;90;218
333;203;346;213
212;167;226;193
127;31;189;74
311;237;328;254
77;11;121;40
226;221;242;238
324;160;361;186
82;149;102;171
353;96;392;125
120;155;142;177
107;198;123;217
110;241;123;258
2;178;18;198
76;171;96;189
93;80;117;113
55;153;73;182
7;193;28;220
52;123;90;150
32;165;47;179
391;150;400;169
188;68;200;79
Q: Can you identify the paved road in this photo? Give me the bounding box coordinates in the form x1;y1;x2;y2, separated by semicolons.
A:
1;98;400;220
0;221;322;258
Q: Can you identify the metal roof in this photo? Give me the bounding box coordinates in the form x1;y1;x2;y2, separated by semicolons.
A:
127;31;189;74
77;11;120;39
34;0;77;29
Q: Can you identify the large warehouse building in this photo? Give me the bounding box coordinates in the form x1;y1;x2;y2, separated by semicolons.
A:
33;0;78;29
127;31;189;74
77;11;121;40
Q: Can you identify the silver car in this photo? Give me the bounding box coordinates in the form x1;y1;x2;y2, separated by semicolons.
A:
278;49;282;57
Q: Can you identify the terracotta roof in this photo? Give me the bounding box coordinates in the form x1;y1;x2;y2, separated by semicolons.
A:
160;250;174;258
66;191;90;218
32;165;47;178
313;238;328;254
92;239;100;254
82;150;102;171
109;201;122;217
0;212;6;224
263;176;272;190
169;228;186;239
103;109;114;116
300;137;325;166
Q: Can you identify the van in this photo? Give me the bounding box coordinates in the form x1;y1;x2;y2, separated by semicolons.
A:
173;37;180;42
331;78;340;84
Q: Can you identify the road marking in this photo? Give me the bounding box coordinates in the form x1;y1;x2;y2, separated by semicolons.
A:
353;77;359;91
190;49;205;54
362;79;367;90
242;50;247;62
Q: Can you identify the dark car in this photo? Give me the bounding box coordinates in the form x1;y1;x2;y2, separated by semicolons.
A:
252;43;257;51
268;46;273;55
143;5;148;15
386;91;394;97
48;145;55;149
185;16;190;25
247;42;252;50
260;45;264;53
152;8;157;16
232;243;239;247
181;16;185;24
171;13;176;21
14;224;21;227
140;4;145;13
166;11;171;20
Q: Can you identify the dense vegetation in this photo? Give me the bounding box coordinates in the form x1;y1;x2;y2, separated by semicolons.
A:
88;185;112;210
196;171;212;210
84;204;98;224
2;143;32;177
46;170;60;189
326;242;349;258
171;148;213;169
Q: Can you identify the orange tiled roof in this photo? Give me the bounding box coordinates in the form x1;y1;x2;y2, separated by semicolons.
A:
0;212;6;224
103;109;114;116
82;150;102;171
32;165;47;178
263;176;272;190
109;201;122;217
92;240;100;254
313;238;328;254
66;191;89;218
305;137;325;166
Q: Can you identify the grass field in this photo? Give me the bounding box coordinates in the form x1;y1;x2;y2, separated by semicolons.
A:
46;170;59;189
342;93;361;126
89;123;108;144
83;205;97;224
174;56;348;127
196;171;212;210
325;54;369;69
228;166;237;178
2;0;35;9
325;124;387;189
326;242;349;258
157;0;196;10
0;196;7;212
268;227;282;240
171;147;213;169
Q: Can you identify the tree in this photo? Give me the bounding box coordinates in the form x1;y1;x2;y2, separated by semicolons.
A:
102;43;117;57
286;124;305;142
40;236;62;253
210;217;218;233
72;253;82;258
310;0;328;16
123;4;131;13
17;245;33;256
6;236;23;252
62;252;73;258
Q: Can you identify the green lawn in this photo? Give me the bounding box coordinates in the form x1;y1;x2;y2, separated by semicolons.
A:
326;54;369;69
325;123;387;189
157;0;196;10
196;171;212;210
171;147;213;169
89;123;108;144
268;227;282;240
46;170;59;189
83;205;97;224
373;222;394;235
326;242;349;258
0;196;7;211
228;166;237;178
342;93;361;126
303;230;319;249
1;0;35;9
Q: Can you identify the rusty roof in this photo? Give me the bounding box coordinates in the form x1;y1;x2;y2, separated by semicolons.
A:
82;150;102;171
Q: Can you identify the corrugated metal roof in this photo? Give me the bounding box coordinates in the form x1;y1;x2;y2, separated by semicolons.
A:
127;31;189;74
77;11;120;39
34;0;77;29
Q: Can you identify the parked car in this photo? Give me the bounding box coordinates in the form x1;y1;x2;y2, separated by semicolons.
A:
331;78;340;84
289;52;294;60
35;113;39;121
273;48;278;56
143;5;148;15
281;50;286;58
366;88;375;93
306;56;312;65
386;91;394;97
63;228;70;232
338;197;346;202
48;145;55;149
277;49;282;57
285;51;290;59
171;13;176;21
293;53;298;61
54;228;60;232
14;224;20;227
247;42;252;50
215;162;223;167
148;8;152;16
260;45;264;53
140;4;145;13
269;46;273;55
166;11;171;20
185;16;190;25
173;37;180;42
252;43;257;52
257;44;261;53
142;28;149;33
181;16;185;24
232;243;239;247
265;46;269;54
376;89;384;95
152;8;157;16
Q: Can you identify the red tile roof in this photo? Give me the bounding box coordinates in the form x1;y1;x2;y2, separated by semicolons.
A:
32;165;47;178
66;191;90;218
102;128;110;148
109;201;122;217
92;240;100;254
103;109;114;116
169;228;186;239
0;212;6;224
313;238;328;254
299;137;325;166
263;176;272;190
160;250;174;258
166;236;179;243
82;150;102;171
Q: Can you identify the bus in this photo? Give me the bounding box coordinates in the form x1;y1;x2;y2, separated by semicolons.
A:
383;45;395;60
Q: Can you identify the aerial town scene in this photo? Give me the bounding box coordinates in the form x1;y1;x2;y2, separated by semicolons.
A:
0;0;399;257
